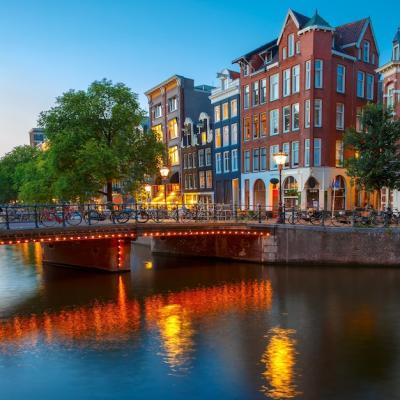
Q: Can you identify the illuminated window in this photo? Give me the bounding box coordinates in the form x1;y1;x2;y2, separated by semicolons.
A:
253;115;260;139
206;170;213;188
168;118;178;139
223;125;229;147
214;105;221;122
260;113;267;136
205;148;211;166
231;123;238;145
230;99;238;117
199;171;205;188
153;124;163;141
335;140;344;167
168;146;179;165
223;102;229;120
215;128;221;148
244;117;251;141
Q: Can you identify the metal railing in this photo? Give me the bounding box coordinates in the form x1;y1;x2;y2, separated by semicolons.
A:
0;203;399;230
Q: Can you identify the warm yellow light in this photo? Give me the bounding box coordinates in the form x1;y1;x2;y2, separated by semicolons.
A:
160;166;170;178
145;184;152;193
273;151;288;167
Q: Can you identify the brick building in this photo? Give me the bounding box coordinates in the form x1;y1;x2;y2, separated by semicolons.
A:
376;27;400;209
209;69;241;205
145;76;213;204
233;9;379;211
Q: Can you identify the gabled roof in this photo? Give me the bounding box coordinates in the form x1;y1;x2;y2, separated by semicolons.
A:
277;9;310;44
335;18;369;47
232;38;277;63
394;27;400;43
303;10;331;29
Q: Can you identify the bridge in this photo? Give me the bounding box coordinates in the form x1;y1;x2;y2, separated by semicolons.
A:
0;203;275;271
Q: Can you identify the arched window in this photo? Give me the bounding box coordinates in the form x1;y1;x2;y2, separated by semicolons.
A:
253;179;266;208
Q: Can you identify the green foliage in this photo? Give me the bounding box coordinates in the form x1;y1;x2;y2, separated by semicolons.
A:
344;103;400;193
0;146;40;203
36;79;164;202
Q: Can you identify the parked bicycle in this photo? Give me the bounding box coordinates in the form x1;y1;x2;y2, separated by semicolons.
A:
40;206;82;227
83;207;129;224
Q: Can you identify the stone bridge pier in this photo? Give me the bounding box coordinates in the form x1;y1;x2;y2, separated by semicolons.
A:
42;238;132;272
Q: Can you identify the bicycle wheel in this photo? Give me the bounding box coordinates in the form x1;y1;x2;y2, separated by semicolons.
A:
309;215;320;225
66;211;82;226
136;210;149;223
287;214;299;224
40;212;58;227
84;210;100;224
115;211;130;224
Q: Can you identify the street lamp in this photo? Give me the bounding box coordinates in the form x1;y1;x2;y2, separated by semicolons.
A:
144;184;151;204
159;166;170;208
273;152;288;224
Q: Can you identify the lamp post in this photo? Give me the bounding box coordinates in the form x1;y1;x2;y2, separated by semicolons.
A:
273;152;288;224
159;166;170;209
144;184;151;204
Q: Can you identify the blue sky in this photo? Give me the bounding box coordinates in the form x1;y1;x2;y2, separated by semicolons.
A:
0;0;398;155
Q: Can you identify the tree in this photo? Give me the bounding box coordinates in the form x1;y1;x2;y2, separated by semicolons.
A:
344;103;400;206
0;145;39;203
38;79;164;202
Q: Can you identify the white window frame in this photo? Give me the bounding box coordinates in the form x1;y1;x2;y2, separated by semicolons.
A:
231;149;238;172
214;105;221;122
283;69;291;97
231;123;238;145
291;141;299;167
357;71;365;98
366;74;374;100
363;41;370;63
336;65;345;93
314;59;323;89
305;60;311;90
223;151;230;173
253;148;259;172
292;103;300;131
304;138;310;167
252;82;259;107
270;109;279;135
292;65;300;93
230;99;238;117
260;79;267;104
282;142;290;168
336;103;344;130
314;99;322;127
288;34;295;57
314;138;321;167
244;85;250;109
223;125;229;147
260;147;267;171
305;99;310;128
296;41;301;54
215;153;222;174
244;150;250;173
270;74;279;101
270;145;279;170
283;106;290;133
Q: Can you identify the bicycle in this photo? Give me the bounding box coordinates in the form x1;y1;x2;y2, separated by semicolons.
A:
40;206;82;227
287;209;319;225
84;208;129;225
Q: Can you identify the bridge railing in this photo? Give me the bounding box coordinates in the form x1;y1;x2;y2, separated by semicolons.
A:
0;203;398;230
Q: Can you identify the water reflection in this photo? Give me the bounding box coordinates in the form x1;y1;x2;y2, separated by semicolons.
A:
261;327;301;399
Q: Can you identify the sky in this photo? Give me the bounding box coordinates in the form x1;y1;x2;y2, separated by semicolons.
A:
0;0;398;156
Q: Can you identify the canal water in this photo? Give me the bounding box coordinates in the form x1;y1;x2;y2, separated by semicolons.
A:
0;243;400;399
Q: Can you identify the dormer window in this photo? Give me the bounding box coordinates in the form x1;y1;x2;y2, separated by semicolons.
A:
288;34;295;57
243;64;249;76
363;41;370;63
393;44;400;61
265;50;273;64
221;78;227;90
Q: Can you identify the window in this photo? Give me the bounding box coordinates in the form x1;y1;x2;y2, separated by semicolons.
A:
168;118;178;139
366;74;374;100
153;124;163;141
387;85;395;109
232;149;238;172
253;148;260;171
244;118;251;141
305;60;311;90
230;99;238;117
314;99;322;127
223;151;230;172
270;109;279;135
221;78;227;90
336;65;345;93
260;113;267;136
283;106;290;133
363;41;370;63
292;65;300;93
231;123;238;145
244;85;250;108
243;64;249;76
260;79;267;103
291;141;299;167
252;82;259;106
215;153;222;174
222;102;229;120
315;59;323;88
296;41;301;54
201;130;207;145
188;153;193;168
282;47;287;60
335;140;344;167
253;115;260;139
215;128;221;148
214;105;221;122
260;147;267;170
314;138;321;167
168;96;177;113
205;148;211;166
283;143;290;167
168;146;179;165
206;170;213;189
305;99;310;128
270;74;279;101
223;125;229;147
393;44;400;61
304;139;310;167
357;71;365;98
244;150;250;173
283;69;291;97
154;103;162;118
198;149;204;167
199;171;205;189
288;34;295;57
336;103;344;130
183;153;188;169
292;103;299;131
356;107;362;132
270;145;279;170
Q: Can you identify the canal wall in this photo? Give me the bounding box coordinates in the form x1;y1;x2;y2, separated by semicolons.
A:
151;225;400;266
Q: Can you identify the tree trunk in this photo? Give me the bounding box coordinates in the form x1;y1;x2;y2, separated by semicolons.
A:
106;180;113;203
